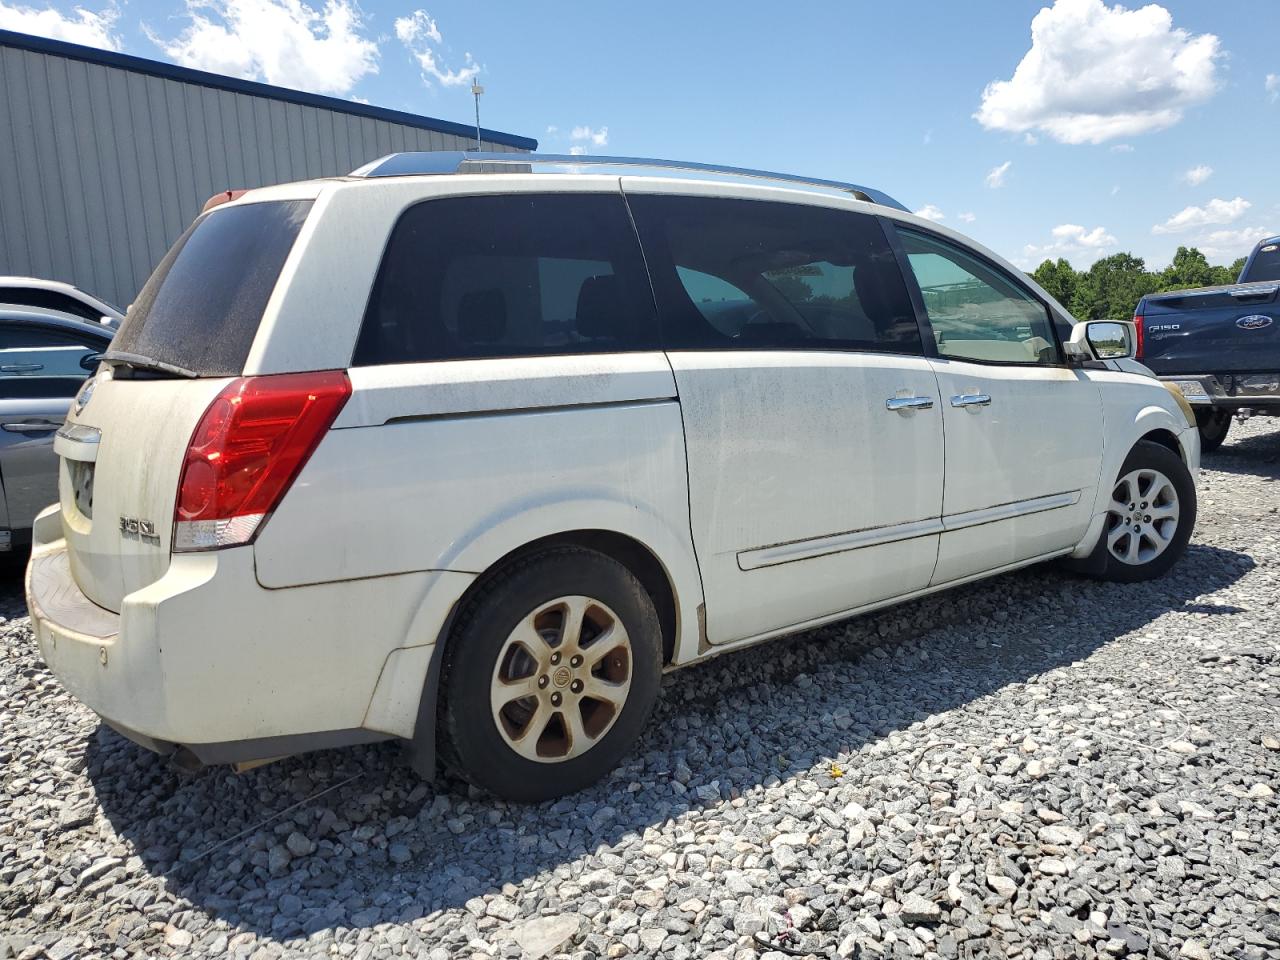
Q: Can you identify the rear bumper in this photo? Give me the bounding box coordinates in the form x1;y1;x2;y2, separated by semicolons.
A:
1160;374;1280;411
25;505;474;766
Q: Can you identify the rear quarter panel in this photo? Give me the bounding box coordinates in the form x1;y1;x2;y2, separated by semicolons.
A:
252;354;706;662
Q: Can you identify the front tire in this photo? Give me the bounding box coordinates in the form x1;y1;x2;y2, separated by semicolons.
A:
1086;440;1196;583
1195;409;1231;454
438;547;662;802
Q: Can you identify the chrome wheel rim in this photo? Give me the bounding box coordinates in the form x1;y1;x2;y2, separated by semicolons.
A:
1106;468;1180;566
489;595;632;763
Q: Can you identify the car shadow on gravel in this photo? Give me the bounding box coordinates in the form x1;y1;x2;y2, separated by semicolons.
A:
1206;423;1280;478
83;541;1254;941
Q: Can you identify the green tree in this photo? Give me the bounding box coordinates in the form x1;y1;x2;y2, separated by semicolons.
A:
1228;256;1248;282
1070;253;1160;320
1160;246;1213;290
1032;257;1077;306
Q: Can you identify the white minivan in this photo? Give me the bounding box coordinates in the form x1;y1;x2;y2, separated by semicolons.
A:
26;154;1199;801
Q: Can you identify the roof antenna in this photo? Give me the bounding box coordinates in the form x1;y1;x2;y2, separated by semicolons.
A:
470;78;484;151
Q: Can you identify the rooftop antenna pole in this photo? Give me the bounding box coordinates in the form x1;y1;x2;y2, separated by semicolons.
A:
470;78;484;150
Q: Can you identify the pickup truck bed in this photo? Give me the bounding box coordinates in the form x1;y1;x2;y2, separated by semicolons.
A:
1136;236;1280;451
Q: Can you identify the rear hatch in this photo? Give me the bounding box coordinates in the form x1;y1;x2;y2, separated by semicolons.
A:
1138;281;1280;375
60;198;314;611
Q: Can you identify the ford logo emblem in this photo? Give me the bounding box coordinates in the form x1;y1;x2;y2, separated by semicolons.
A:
74;379;95;413
1237;315;1274;330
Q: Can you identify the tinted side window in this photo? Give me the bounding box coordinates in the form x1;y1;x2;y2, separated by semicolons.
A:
354;194;657;365
898;230;1059;365
0;288;114;322
0;323;108;398
113;199;313;377
627;195;922;354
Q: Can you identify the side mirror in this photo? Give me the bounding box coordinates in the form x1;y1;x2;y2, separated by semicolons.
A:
1065;320;1135;361
80;352;104;371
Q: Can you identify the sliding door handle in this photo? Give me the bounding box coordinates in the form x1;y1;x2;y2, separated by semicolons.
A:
886;396;935;412
951;394;992;408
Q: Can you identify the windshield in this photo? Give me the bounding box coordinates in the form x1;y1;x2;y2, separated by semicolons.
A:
112;200;312;376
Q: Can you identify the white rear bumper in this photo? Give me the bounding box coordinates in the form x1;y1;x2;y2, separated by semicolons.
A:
25;504;473;764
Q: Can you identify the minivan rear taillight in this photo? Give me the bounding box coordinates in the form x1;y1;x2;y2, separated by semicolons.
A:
174;371;351;552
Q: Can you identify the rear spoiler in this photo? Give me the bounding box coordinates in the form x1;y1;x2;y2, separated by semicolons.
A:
202;189;248;212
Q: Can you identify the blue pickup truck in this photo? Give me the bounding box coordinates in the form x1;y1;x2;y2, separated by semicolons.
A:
1136;235;1280;451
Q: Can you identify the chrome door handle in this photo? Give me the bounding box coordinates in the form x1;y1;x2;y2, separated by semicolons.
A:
2;419;63;433
886;396;935;412
0;363;43;373
951;394;992;408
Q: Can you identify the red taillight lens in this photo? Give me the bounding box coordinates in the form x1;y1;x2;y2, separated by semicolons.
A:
174;371;351;552
1132;313;1144;359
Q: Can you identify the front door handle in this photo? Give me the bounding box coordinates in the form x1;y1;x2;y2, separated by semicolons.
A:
0;363;44;373
886;396;935;412
2;419;63;433
951;394;992;408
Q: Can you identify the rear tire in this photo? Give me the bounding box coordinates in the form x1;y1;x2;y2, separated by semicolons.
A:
438;547;662;802
1083;440;1196;583
1195;409;1231;454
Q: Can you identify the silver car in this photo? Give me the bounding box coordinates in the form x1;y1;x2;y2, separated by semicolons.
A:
0;305;114;552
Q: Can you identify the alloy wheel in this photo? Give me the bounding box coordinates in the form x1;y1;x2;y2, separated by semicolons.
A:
489;595;633;762
1105;468;1180;566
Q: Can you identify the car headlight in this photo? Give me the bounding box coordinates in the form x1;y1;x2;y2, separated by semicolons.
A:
1162;381;1197;429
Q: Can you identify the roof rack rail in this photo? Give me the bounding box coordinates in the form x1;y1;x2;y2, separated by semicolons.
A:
349;151;909;212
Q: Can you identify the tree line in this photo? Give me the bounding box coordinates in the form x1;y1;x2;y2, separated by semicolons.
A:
1030;246;1247;321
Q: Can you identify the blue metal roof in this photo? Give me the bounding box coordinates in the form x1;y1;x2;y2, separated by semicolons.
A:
0;29;538;151
352;151;909;211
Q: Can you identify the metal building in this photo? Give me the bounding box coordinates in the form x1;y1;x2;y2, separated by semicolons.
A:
0;29;536;309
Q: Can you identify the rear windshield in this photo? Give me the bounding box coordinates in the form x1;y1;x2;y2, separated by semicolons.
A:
112;199;312;375
1243;242;1280;283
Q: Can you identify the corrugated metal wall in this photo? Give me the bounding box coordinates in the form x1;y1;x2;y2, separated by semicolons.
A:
0;41;527;309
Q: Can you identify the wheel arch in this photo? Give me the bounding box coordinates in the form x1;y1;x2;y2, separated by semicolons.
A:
403;522;701;780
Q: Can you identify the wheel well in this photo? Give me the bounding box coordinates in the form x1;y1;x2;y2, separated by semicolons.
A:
1139;428;1183;461
463;530;679;665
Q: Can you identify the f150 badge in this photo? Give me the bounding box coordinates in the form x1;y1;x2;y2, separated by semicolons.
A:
119;516;160;544
1237;315;1274;330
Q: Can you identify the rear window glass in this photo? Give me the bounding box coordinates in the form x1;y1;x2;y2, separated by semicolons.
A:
112;200;312;376
1244;242;1280;283
354;193;657;365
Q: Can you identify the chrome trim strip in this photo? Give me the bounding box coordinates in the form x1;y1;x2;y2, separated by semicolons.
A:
736;490;1081;571
942;491;1080;532
737;517;943;571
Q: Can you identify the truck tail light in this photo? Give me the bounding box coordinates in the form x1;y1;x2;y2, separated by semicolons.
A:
174;371;351;552
1132;312;1145;359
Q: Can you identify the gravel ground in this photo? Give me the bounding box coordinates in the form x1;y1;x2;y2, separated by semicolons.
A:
3;420;1280;960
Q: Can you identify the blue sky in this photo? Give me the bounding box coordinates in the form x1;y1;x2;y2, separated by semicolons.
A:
2;0;1278;270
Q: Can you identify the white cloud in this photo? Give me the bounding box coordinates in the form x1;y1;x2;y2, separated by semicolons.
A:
985;160;1012;189
1196;226;1273;261
975;0;1221;144
1111;185;1121;196
1110;143;1134;153
1023;132;1038;145
148;0;377;95
0;0;119;48
394;9;478;87
568;145;587;156
913;204;946;223
570;125;609;148
923;129;933;145
1182;164;1212;186
957;211;976;223
1151;197;1251;234
545;125;558;136
1268;74;1280;103
1020;222;1118;267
